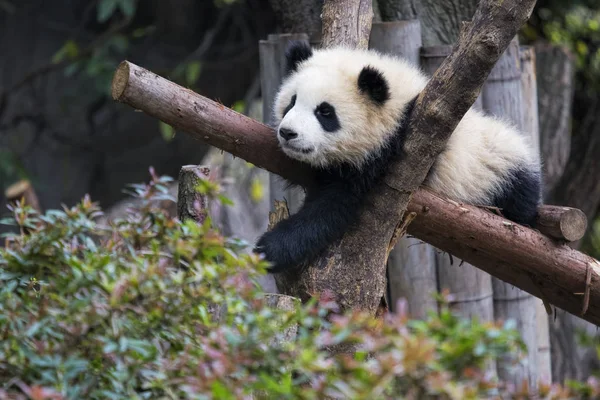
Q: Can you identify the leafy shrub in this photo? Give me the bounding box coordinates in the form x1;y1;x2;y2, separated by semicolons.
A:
1;171;599;399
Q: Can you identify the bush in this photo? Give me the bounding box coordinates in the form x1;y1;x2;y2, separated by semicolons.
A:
1;172;599;399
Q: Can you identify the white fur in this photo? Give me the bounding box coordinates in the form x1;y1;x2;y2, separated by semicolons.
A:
274;46;540;206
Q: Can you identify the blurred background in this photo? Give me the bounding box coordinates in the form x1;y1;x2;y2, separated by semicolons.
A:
1;0;600;385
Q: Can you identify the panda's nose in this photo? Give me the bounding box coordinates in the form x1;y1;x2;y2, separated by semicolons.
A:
279;128;298;141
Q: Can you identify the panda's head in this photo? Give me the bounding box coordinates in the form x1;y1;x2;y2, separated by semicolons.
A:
273;41;425;168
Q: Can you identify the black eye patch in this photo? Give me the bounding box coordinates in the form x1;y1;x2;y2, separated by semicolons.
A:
314;102;340;132
283;95;296;116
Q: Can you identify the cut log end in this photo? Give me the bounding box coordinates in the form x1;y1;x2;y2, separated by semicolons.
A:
111;61;131;101
5;180;32;200
536;206;588;242
5;179;42;213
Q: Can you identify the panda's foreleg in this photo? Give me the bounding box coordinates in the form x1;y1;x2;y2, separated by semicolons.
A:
254;183;362;273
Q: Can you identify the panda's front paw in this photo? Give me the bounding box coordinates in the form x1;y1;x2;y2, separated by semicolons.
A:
254;230;296;273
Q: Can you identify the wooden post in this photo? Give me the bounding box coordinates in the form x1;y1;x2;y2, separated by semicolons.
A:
259;34;308;216
481;39;539;388
4;180;41;213
177;165;210;224
420;45;493;325
369;20;438;318
535;44;574;199
420;46;483;110
521;45;552;384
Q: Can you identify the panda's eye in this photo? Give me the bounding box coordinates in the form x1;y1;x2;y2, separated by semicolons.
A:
316;102;334;118
314;102;340;132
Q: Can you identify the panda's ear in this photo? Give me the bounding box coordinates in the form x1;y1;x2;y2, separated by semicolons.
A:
358;66;390;105
285;41;313;74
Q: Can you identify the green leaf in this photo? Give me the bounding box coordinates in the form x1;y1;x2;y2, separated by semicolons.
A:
249;177;264;203
118;0;136;18
185;61;202;85
97;0;118;23
159;121;175;142
52;40;80;64
231;100;245;114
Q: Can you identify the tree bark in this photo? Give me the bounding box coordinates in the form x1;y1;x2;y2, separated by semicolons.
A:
369;20;438;318
416;0;479;47
420;44;492;325
479;38;539;387
177;165;210;224
320;0;373;49
260;34;308;217
535;44;575;199
541;46;600;384
377;0;418;21
536;206;587;242
267;0;323;44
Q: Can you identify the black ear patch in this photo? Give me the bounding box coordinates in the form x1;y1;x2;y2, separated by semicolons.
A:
358;66;390;105
285;41;313;74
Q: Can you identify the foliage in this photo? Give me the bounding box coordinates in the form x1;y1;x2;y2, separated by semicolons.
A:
0;150;27;191
525;2;600;93
0;172;599;399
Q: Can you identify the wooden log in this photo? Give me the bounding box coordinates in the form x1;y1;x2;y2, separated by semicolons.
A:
520;46;541;154
420;44;493;326
369;20;422;66
481;38;538;387
320;0;373;49
420;46;484;110
406;190;600;325
110;60;600;327
369;20;438;318
5;180;41;213
259;34;307;216
176;165;210;224
535;44;575;199
536;206;587;242
520;45;552;385
111;61;312;188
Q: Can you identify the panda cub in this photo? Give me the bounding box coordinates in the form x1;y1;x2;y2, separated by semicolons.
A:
255;41;542;273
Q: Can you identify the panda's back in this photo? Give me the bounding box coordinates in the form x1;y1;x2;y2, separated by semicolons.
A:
422;108;541;225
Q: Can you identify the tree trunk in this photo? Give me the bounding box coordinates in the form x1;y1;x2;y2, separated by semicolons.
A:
535;44;574;199
369;20;438;318
267;0;323;44
478;39;540;387
320;0;374;49
260;34;308;218
542;44;600;384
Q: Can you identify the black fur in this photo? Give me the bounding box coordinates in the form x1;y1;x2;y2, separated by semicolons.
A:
358;66;390;105
255;97;418;273
283;95;296;117
285;41;313;74
491;167;541;226
314;102;341;132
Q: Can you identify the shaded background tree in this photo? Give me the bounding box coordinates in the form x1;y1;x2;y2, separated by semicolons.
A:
0;0;275;213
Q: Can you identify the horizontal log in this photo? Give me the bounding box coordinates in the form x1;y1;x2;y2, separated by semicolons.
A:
111;61;600;326
536;206;587;242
